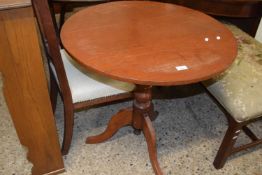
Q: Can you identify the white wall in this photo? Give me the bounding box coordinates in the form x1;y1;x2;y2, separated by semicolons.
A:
255;18;262;43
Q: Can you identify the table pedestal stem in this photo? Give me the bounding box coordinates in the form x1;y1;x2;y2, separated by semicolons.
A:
86;85;162;175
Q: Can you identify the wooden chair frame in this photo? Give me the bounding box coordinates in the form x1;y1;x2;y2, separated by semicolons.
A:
52;0;109;31
204;86;262;169
32;0;132;155
196;2;262;168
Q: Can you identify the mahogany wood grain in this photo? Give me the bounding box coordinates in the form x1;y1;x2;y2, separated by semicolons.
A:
0;6;64;175
61;1;237;86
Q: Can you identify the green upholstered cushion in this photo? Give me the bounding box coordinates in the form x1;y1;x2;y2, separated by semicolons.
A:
203;23;262;122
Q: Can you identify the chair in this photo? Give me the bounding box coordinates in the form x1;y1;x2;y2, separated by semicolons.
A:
51;0;108;31
32;0;134;155
203;23;262;169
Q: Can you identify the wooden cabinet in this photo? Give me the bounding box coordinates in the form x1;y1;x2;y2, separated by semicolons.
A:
0;1;64;175
157;0;262;37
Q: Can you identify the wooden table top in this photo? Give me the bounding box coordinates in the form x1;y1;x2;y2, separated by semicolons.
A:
61;1;237;86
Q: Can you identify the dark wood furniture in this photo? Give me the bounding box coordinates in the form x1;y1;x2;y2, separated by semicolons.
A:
157;0;262;37
32;0;134;155
52;0;108;30
61;1;237;174
0;0;64;174
203;24;262;169
52;0;262;37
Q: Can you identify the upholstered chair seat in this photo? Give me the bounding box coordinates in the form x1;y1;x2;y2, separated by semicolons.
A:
48;48;134;154
203;24;262;122
203;23;262;169
56;49;135;103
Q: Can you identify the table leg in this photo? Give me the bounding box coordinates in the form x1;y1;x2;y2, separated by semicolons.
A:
143;114;163;175
86;85;162;175
86;108;133;144
133;85;163;175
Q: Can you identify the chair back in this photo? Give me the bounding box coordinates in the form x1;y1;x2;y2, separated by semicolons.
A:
32;0;72;101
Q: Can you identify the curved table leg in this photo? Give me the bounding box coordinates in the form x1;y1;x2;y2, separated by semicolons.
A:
86;85;163;175
133;107;158;135
143;114;163;175
86;108;133;144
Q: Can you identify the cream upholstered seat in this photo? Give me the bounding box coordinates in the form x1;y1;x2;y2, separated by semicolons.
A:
203;23;262;169
58;49;134;103
203;24;262;122
48;48;134;154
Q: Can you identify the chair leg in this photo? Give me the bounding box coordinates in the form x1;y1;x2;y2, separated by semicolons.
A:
242;125;259;141
50;73;58;113
59;3;67;32
61;105;74;155
213;121;241;169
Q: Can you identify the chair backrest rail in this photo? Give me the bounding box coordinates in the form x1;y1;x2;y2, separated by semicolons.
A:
32;0;73;102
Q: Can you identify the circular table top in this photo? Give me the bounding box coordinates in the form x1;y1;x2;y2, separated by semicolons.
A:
61;1;237;86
